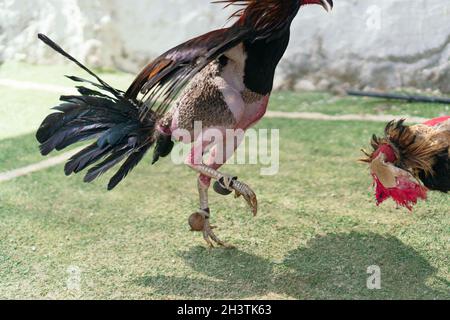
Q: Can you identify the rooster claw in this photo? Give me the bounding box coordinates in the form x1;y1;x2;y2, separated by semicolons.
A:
203;222;235;249
213;175;258;216
232;180;258;216
189;210;234;248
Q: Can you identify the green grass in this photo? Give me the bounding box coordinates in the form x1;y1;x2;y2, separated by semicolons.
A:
0;119;448;300
271;91;450;119
0;62;449;299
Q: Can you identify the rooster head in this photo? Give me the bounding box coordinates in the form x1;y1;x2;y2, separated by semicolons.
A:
361;121;428;211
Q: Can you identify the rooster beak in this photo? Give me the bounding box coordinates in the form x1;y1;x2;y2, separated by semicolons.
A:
321;0;333;12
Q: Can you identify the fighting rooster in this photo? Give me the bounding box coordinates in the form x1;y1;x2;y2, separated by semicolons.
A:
362;116;450;210
36;0;333;247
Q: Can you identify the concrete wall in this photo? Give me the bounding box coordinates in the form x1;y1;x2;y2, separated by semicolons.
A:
1;0;449;93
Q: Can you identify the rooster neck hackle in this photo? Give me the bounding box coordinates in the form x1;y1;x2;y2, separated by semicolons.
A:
216;0;300;36
242;30;291;94
213;1;299;95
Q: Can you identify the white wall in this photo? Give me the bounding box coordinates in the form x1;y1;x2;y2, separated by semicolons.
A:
1;0;449;93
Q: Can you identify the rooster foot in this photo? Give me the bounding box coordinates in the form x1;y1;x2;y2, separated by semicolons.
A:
213;175;237;195
213;176;258;216
189;209;235;249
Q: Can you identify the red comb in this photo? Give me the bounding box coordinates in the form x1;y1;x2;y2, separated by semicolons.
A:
373;144;397;163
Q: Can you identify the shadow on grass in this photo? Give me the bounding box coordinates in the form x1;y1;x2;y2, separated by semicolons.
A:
135;232;447;299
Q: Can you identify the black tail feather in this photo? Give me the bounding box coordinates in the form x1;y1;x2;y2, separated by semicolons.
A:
38;34;122;99
55;128;105;151
108;144;152;190
39;124;109;156
36;34;160;189
65;144;113;176
76;86;113;99
36;113;65;143
84;147;134;183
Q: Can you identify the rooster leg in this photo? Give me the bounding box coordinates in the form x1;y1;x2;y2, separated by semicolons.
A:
186;138;258;215
189;179;234;248
193;163;258;215
186;137;257;247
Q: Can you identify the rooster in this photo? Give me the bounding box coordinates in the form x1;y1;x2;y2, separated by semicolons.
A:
36;0;333;247
362;116;450;210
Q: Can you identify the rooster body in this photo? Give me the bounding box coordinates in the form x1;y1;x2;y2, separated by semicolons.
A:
36;0;333;247
159;43;272;138
363;117;450;210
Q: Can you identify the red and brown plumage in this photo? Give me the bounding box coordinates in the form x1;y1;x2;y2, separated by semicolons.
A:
126;0;333;118
215;0;304;32
362;117;450;210
216;0;333;22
